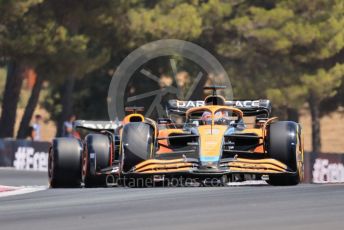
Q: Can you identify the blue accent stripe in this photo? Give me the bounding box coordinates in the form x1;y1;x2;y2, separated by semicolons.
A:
225;127;236;135
200;156;220;162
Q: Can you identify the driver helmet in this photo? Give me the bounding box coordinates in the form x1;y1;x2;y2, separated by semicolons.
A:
201;111;212;125
201;111;227;125
214;111;227;121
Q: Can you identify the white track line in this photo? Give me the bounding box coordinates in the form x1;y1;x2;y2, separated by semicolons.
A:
0;185;47;198
227;180;268;186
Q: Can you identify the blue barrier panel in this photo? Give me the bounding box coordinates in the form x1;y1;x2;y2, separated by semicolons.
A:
0;139;50;171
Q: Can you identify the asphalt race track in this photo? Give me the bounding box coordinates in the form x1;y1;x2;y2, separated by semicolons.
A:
1;169;344;230
0;168;48;186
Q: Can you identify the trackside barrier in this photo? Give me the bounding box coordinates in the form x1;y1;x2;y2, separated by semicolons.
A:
0;138;343;183
0;139;49;172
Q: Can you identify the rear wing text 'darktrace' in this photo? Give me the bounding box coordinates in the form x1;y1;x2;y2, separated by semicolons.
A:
167;100;272;117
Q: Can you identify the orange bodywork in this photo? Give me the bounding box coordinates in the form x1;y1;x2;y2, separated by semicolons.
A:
186;105;243;118
157;129;185;154
122;105;294;175
241;128;265;153
198;125;227;161
155;105;267;156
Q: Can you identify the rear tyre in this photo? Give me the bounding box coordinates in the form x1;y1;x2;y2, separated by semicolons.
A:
82;134;111;187
267;121;302;186
121;122;154;187
49;138;82;188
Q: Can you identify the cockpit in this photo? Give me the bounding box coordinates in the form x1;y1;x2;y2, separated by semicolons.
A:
185;107;245;128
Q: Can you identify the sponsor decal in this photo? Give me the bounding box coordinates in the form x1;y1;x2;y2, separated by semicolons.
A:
176;100;205;108
226;100;261;108
13;147;48;171
175;100;265;108
205;129;219;135
312;158;344;183
226;141;235;150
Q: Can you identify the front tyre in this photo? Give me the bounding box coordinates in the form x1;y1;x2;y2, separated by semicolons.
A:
267;121;303;186
119;122;155;188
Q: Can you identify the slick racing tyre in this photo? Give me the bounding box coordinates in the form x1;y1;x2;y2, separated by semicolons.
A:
82;134;111;187
49;138;82;188
267;121;302;186
121;122;154;173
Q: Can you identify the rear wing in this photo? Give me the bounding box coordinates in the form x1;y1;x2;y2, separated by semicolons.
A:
167;100;272;117
73;120;120;131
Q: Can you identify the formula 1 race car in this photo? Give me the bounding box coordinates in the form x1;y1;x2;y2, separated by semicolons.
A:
48;86;304;187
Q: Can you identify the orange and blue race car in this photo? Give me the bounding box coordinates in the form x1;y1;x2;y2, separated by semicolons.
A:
48;86;304;187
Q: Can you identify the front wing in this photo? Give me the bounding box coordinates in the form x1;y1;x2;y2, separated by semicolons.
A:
124;157;295;176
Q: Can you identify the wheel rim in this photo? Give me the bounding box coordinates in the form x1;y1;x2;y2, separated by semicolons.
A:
82;149;88;183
